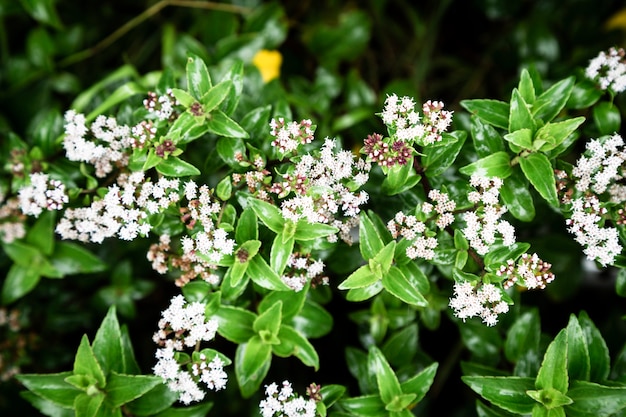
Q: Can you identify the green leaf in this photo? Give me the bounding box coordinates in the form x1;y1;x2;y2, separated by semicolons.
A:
382;324;418;367
71;65;136;112
461;99;510;130
236;207;258;243
423;131;467;177
509;89;536;132
382;266;428;307
26;210;55;255
235;335;272;398
470;115;506;158
483;242;531;267
567;79;602;109
92;307;124;376
346;281;384;302
50;242;107;275
16;372;81;408
536;329;568;393
565;380;626;417
459;151;512;178
519;153;559;207
518;69;536;104
505;309;540;363
215;175;232;201
253;301;282;344
248;198;284;234
339;394;386;416
566;315;591;382
617;268;626;297
125;384;177;416
259;284;307;320
200;80;233;113
293;221;338;241
214;306;256;343
247;255;291;291
105;373;162;408
369;346;403;404
20;0;64;29
74;335;106;388
500;170;535;222
526;388;572;408
399;362;439;405
220;60;244;115
533;76;575;122
337;264;378;290
578;311;610;382
241;105;272;138
170;88;195;107
359;211;385;260
462;376;536;414
73;392;105;417
166;111;208;145
85;82;144;122
274;324;319;369
504;128;533;150
19;391;75;417
206;110;249;138
155;156;200;177
154;402;213;416
186;55;211;99
288;299;333;339
593;101;621;136
534;117;585;152
231;240;261;287
1;264;41;304
119;325;140;375
382;157;413;195
270;232;294;275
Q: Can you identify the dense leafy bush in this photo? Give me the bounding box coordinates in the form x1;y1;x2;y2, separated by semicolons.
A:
2;1;626;416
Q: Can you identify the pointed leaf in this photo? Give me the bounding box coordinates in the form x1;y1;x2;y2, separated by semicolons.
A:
382;266;428;307
200;80;233;113
1;263;41;304
505;309;540;363
500;170;535;222
92;307;124;376
186;55;211;99
220;60;244;115
504;128;533;150
259;283;307;320
346;281;384;301
462;376;536;414
339;394;386;416
253;300;282;340
235;335;272;398
51;242;107;275
73;392;105;417
459;151;512;178
578;311;610;382
293;221;338;241
566;315;591;382
206;110;249;138
423;131;467;177
399;362;438;405
74;335;106;388
534;117;585;152
274;325;319;369
338;264;378;290
288;299;333;339
369;346;403;404
16;372;81;408
593;101;621;136
155;156;200;177
519;152;558;207
509;89;536;132
461;99;510;130
105;373;162;408
536;329;568;393
236;207;258;243
124;383;177;416
470;114;506;158
248;198;284;234
247;255;291;291
214;306;256;343
359;211;385;259
565;380;626;417
26;210;55;255
533;76;575;122
518;69;536;104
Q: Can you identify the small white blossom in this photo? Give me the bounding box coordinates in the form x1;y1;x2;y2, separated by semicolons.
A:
585;47;626;93
18;173;68;217
449;282;509;326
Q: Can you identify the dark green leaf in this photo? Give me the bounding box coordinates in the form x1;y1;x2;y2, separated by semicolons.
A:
19;392;74;417
215;306;256;343
382;324;418;367
26;210;55;256
50;242;107;275
85;82;144;122
339;395;386;416
369;346;402;404
154;402;213;417
288;299;333;339
1;264;41;304
533;76;575;122
519;153;559;207
461;99;510;130
470;115;506;158
578;311;610;382
593;101;621;136
274;325;319;369
500;170;535;222
535;329;568;393
382;266;428;307
155;156;200;177
92;306;124;376
259;283;307;320
566;79;602;109
206;110;249;138
505;309;540;363
16;372;80;408
20;0;64;29
565;380;626;417
105;373;162;408
462;376;536;414
125;383;177;416
424;131;467;177
235;335;272;398
399;362;438;405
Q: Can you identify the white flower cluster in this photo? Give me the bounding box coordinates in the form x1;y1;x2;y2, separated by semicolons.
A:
380;94;453;145
63;111;134;178
0;194;25;244
449;281;509;326
387;189;456;260
153;295;226;404
179;180;235;264
274;138;371;243
259;381;317;417
585;47;626;93
18;172;68;217
462;175;515;255
281;254;327;291
144;89;179;121
498;253;556;290
269;118;314;154
56;172;181;243
566;134;626;265
566;196;621;266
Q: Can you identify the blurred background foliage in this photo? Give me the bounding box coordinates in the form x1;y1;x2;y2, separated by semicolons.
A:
1;0;626;415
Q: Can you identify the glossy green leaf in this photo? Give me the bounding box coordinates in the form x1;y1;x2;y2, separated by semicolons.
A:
50;242;107;275
518;69;536;104
246;255;291;291
215;175;232;201
270;231;294;276
617;268;626;297
71;65;136;112
259;283;307;320
397;261;430;294
105;373;162;408
533;76;575;122
1;264;41;304
461;99;510;130
170;88;195;107
459;151;512;178
509;88;536;132
19;391;75;417
85;82;144;122
73;335;105;388
462;376;536;414
186;55;211;99
475;400;518;417
248;198;284;234
26;210;55;255
578;311;610;382
359;211;385;260
214;306;256;343
288;298;333;339
483;242;531;268
536;329;568;393
382;324;418;367
565;380;626;417
20;0;64;29
566;79;602;109
274;324;319;369
92;307;123;376
253;300;282;343
293;221;338;241
200;80;233;113
338;264;378;290
73;392;105;417
369;346;403;404
534;117;585;152
119;326;140;376
423;131;467;177
566;315;591;382
154;402;213;416
16;372;80;408
382;157;414;195
470;114;506;158
220;60;244;115
500;170;535;221
459;320;502;361
382;266;428;307
526;388;572;409
235;335;272;398
399;362;438;405
519;152;559;207
593;101;621;135
206;109;249;138
505;309;540;363
339;394;386;416
155;156;200;177
125;383;177;416
236;207;258;243
504;128;533;150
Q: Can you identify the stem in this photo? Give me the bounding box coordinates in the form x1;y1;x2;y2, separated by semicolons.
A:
58;0;251;68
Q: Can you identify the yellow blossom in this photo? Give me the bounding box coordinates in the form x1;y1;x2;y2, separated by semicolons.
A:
252;49;282;83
